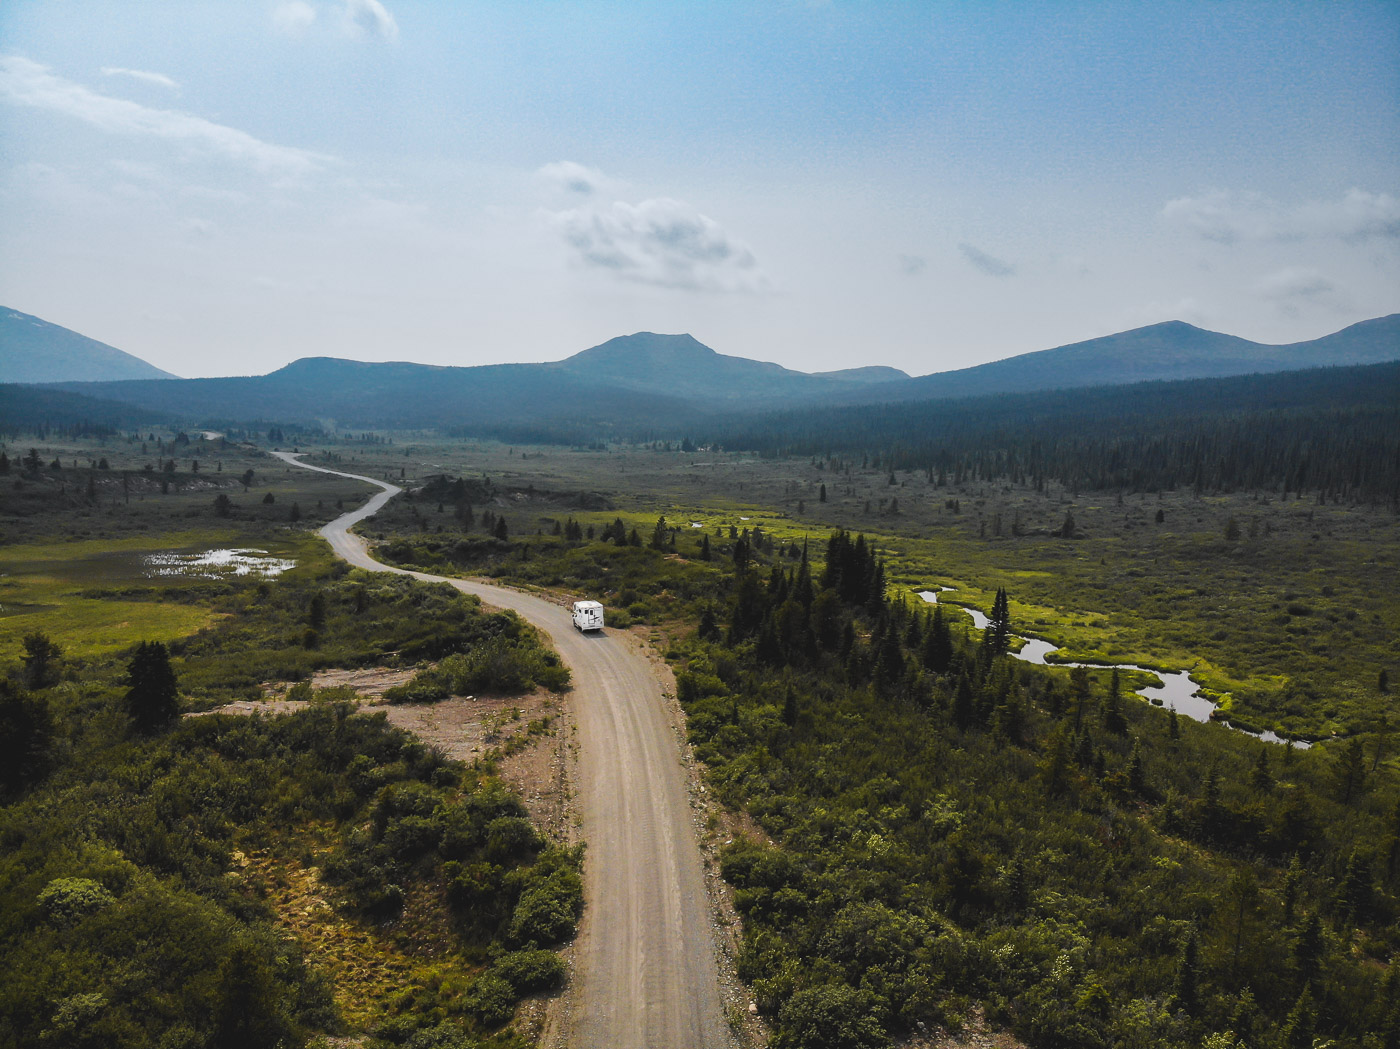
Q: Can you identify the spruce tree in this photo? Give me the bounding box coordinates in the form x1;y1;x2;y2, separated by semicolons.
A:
124;641;179;734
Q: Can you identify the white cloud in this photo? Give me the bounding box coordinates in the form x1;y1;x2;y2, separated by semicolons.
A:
958;242;1015;277
272;1;318;36
101;67;180;92
343;0;398;39
1296;189;1400;242
537;160;606;196
1163;189;1400;244
1253;267;1343;316
898;254;926;275
0;56;330;176
547;193;766;293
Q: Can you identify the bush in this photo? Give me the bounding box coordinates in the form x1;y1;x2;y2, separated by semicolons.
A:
385;634;570;703
464;970;516;1027
774;983;889;1049
493;949;566;995
508;867;583;946
37;877;116;926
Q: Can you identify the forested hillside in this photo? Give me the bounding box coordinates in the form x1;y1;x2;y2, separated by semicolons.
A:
705;362;1400;506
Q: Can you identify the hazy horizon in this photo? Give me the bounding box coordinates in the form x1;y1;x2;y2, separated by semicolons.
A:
2;1;1397;379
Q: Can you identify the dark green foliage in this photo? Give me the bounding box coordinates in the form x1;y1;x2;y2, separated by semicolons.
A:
491;949;566;995
658;529;1400;1049
507;858;583;946
0;565;575;1048
0;681;53;797
123;640;179;733
703;361;1400;506
210;941;296;1049
384;628;570;702
21;632;62;689
173;572;524;704
774;983;888;1049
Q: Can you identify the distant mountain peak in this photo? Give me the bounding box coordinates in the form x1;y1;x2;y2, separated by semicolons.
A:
0;307;179;383
565;332;716;362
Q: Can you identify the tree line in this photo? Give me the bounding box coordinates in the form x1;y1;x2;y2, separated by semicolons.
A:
699;362;1400;506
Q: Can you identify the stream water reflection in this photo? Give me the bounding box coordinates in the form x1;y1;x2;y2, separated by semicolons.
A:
916;589;1305;748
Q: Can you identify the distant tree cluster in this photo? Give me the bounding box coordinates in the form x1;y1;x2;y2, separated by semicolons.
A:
704;362;1400;506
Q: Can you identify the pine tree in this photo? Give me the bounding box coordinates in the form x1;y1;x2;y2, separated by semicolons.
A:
1126;738;1145;794
124;641;179;734
1102;668;1127;734
987;587;1011;656
1250;749;1272;793
494;516;509;541
1279;986;1316;1049
1171;927;1201;1015
650;515;669;550
21;633;62;690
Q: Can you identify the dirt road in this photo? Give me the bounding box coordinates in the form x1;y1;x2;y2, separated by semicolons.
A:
271;451;735;1049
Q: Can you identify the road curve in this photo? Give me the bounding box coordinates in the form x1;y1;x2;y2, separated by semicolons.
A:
272;451;735;1049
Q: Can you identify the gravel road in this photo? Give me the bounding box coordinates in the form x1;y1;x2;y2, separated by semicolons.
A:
272;451;736;1049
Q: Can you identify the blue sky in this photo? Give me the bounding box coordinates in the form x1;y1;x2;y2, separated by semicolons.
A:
1;1;1397;377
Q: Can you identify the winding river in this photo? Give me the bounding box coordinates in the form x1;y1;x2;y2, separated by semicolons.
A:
916;588;1306;748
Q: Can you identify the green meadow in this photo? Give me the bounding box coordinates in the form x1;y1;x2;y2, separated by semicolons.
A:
325;437;1397;739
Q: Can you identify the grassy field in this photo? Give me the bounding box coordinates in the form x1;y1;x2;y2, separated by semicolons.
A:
312;436;1398;739
0;432;375;666
3;428;1394;733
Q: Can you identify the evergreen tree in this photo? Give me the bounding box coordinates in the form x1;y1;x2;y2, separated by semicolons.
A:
124;640;179;734
210;942;294;1049
1126;738;1145;794
1102;668;1127;734
21;632;62;689
1171;927;1201;1015
494;516;509;541
650;515;669;550
0;680;53;797
1278;986;1316;1049
1250;749;1272;793
1332;738;1367;804
1291;913;1323;986
986;587;1011;657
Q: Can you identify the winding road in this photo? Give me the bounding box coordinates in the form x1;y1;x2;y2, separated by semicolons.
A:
272;451;735;1049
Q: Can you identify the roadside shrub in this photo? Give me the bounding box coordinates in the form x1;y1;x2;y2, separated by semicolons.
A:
774;983;889;1049
508;865;583;946
464;971;516;1027
385;635;570;703
493;949;566;995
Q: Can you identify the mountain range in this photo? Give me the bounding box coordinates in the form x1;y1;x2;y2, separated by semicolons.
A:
3;307;1397;435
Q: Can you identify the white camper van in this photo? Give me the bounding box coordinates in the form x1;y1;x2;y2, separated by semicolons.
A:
571;600;605;632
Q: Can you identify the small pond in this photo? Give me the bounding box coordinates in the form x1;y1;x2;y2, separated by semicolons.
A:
145;548;296;580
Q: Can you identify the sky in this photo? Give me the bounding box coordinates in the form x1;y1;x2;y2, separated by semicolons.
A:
0;1;1397;379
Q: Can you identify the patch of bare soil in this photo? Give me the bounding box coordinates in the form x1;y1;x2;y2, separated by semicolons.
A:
379;690;557;764
267;665;419;701
914;1008;1029;1049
